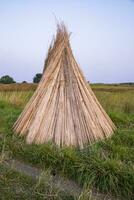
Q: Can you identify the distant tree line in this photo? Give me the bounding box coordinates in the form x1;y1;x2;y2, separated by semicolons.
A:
0;74;133;85
119;82;134;85
0;73;43;84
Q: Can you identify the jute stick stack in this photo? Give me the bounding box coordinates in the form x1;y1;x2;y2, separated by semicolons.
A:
13;23;116;148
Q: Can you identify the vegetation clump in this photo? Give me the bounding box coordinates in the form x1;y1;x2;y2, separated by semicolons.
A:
0;75;16;84
33;73;42;83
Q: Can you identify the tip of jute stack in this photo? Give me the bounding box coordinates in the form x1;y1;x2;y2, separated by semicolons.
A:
13;23;116;149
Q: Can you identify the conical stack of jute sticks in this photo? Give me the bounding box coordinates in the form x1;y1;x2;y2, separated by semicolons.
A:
13;23;116;148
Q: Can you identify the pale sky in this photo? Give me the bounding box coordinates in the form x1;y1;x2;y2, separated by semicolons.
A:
0;0;134;83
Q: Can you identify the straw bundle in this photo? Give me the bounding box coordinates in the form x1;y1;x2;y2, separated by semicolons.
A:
13;23;116;148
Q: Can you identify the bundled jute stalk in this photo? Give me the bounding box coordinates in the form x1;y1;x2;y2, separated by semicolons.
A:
13;23;116;148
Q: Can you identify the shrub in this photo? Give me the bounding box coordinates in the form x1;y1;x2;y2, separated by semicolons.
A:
33;73;42;83
0;75;16;84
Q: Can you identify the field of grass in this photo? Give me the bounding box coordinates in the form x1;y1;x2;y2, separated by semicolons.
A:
1;82;134;92
0;84;134;199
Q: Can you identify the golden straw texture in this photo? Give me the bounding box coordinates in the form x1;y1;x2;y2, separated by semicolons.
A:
13;23;116;148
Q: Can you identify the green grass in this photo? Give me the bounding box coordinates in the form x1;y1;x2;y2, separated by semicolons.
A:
0;87;134;199
0;164;75;200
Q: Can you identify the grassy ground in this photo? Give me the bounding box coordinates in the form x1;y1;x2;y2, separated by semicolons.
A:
0;164;73;200
0;84;134;199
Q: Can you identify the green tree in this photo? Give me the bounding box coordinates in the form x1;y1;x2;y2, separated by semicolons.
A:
33;73;42;83
0;75;16;84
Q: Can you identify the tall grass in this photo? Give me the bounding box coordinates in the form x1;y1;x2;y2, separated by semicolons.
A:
0;83;37;91
0;88;134;112
95;91;134;113
0;91;33;108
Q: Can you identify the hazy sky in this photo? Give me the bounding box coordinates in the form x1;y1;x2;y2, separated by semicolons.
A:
0;0;134;83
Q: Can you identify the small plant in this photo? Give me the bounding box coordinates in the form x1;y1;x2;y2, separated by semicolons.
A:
0;137;6;163
76;188;95;200
34;169;61;200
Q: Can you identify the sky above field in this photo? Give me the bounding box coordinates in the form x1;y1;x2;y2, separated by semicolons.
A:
0;0;134;83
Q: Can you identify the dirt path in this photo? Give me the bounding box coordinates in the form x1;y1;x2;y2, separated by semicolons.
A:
4;159;82;196
4;158;118;200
